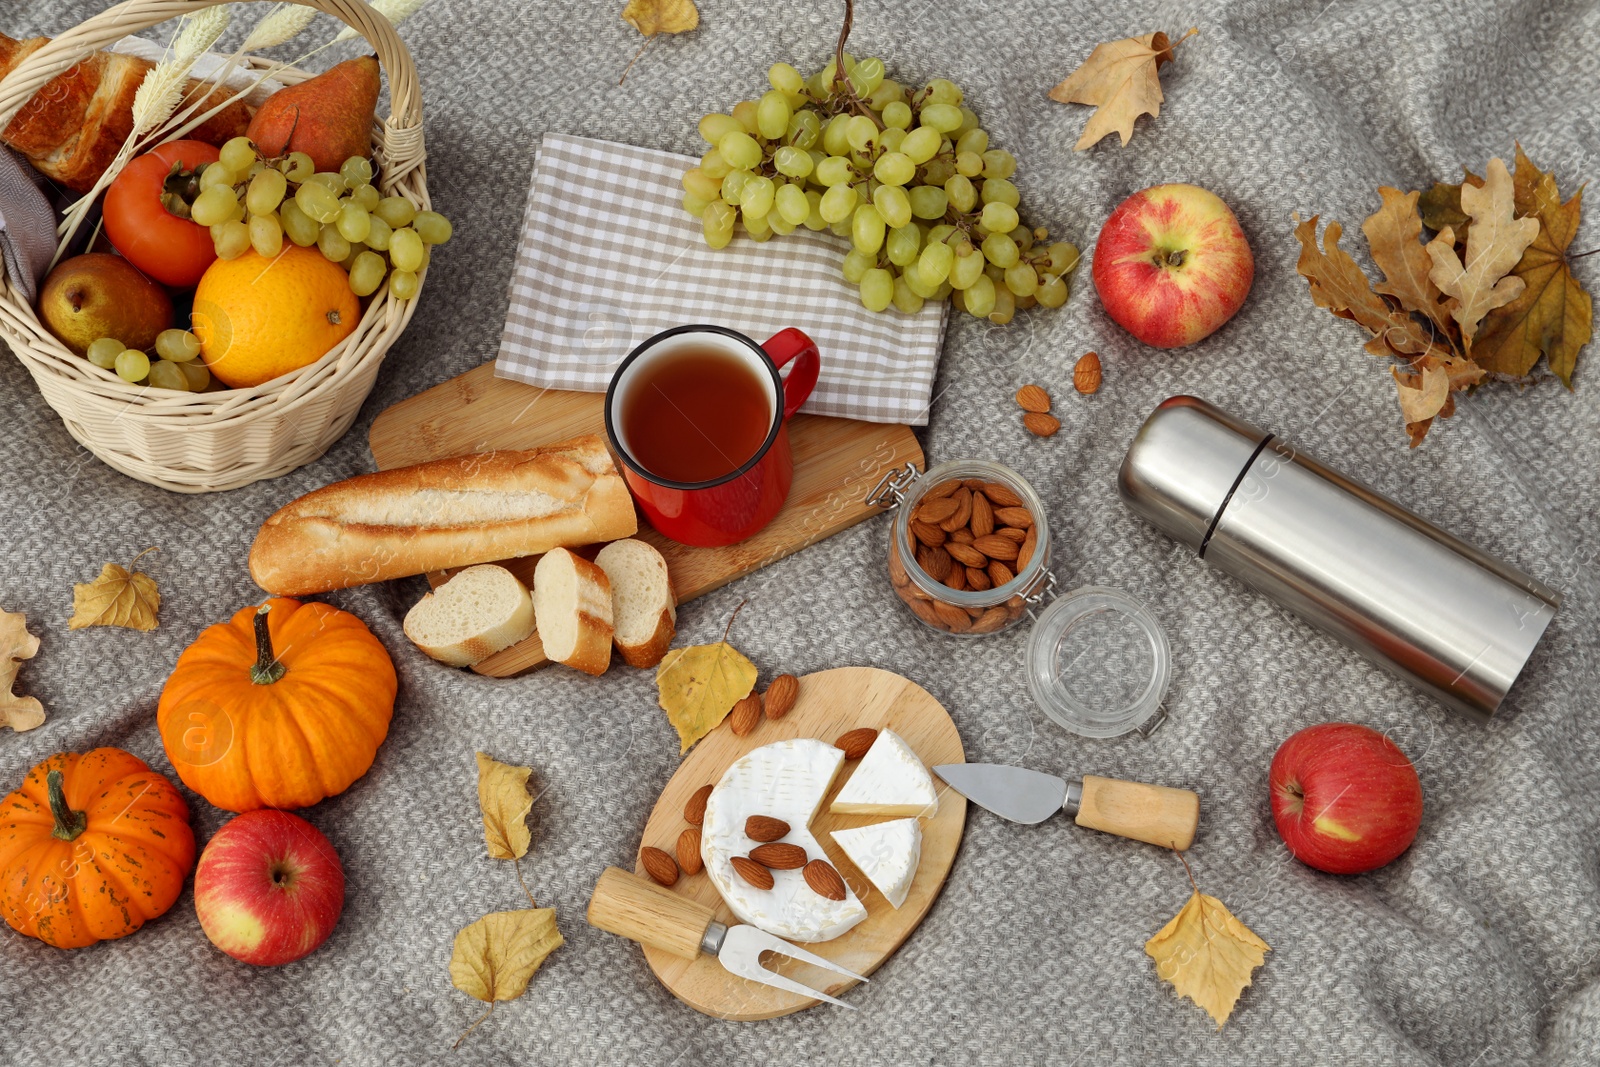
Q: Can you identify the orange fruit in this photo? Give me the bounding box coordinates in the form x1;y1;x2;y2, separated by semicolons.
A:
193;246;360;389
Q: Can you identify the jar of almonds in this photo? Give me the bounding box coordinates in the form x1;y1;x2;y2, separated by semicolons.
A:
869;460;1053;636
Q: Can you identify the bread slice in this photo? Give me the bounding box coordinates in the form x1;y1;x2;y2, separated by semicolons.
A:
594;539;676;668
533;548;614;676
403;565;535;668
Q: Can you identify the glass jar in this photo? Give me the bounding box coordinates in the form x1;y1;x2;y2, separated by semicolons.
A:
871;459;1054;637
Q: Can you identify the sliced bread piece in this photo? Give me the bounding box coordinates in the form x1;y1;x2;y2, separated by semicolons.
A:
403;564;535;667
533;548;614;676
594;539;676;668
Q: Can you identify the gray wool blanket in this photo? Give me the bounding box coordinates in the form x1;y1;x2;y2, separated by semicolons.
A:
4;1;1599;1064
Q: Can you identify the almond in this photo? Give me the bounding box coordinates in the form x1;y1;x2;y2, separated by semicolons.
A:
963;478;987;490
907;595;944;627
1017;525;1039;572
925;478;962;500
731;855;774;890
966;565;992;591
973;534;1020;561
943;564;968;591
970;491;995;538
981;482;1023;508
950;528;975;545
915;496;959;524
684;784;713;826
641;846;679;887
933;600;974;632
745;814;791;842
763;674;799;721
988;560;1015;587
1015;383;1051;413
835;727;879;759
1023;411;1061;437
946;541;987;568
677;828;703;876
911;519;947;547
994;526;1028;543
730;692;762;736
803;859;848;901
970;606;1015;633
994;506;1033;528
940;487;974;532
916;543;952;582
888;542;910;587
749;842;808;870
1073;351;1102;395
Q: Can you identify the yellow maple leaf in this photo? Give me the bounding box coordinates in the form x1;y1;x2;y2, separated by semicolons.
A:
1425;157;1541;347
68;549;160;632
0;608;44;733
1146;887;1270;1029
621;0;698;36
1048;29;1197;151
655;606;757;753
476;752;533;861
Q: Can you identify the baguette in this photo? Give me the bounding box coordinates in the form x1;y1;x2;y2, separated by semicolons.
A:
594;539;676;668
249;435;638;596
533;548;613;676
403;565;535;668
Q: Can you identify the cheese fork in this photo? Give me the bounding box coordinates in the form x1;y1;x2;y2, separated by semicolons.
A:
587;867;869;1009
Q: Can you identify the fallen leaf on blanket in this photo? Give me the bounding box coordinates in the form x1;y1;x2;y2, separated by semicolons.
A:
1049;29;1197;150
1362;187;1454;340
476;752;533;861
1393;362;1451;446
1425;157;1541;347
1291;214;1437;358
656;602;757;753
1417;169;1482;245
621;0;698;35
0;608;45;733
1146;853;1269;1029
68;549;160;631
450;907;563;1046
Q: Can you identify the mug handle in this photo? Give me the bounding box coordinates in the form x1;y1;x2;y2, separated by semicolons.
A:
761;328;820;420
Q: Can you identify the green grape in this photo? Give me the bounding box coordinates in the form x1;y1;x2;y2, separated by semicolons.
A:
154;329;200;363
821;114;853;156
955;150;984;177
178;360;210;391
828;216;853;238
768;211;797;236
851;204;886;255
351;183;381;211
1036;272;1069;308
919;102;964;132
773;146;813;179
246;169;287;215
280;200;320;246
334;201;370;243
879;127;906;153
922;158;956;186
681;167;718;201
745;211;774;241
848;56;885;96
211;219;251;259
295;182;342;224
867;78;905;109
908;185;947;220
945;174;977;213
885;223;922;266
87;337;124;369
700;148;733;180
1004;262;1038;297
340;155;374;187
859;268;895;312
981;178;1020;208
306;171;348;194
147;359;188;391
1009;225;1034;253
318;224;352;263
980;201;1019;234
957;107;981;135
981;231;1020;268
374;195;417;228
819;182;858;224
964;274;996;317
740;175;775;220
842;248;876;283
925;78;964;106
981;149;1017;180
949;244;985;289
927;223;957;246
815;155;854;187
217;136;255;173
389;226;424;271
756;91;792;140
1048;240;1081;275
956;128;989;155
703;200;737;248
390;269;421;300
984;261;1006;281
720;169;752;203
988;287;1016;325
413;211;452;245
917;240;955;285
802;189;827;230
198;163;238;192
873;185;912;229
891;274;924;314
191;186;239;227
683;192;711;217
872;151;915;187
364;213;393;252
114;349;150;384
249;212;282;258
339;250;382;298
786;110;820;149
904;262;941;298
278;151;314;182
882;101;912;130
848;148;875;172
775;183;811;226
769;61;805;94
700;113;743;144
845;115;878;153
731;100;761;134
718;131;763;171
900;126;942;165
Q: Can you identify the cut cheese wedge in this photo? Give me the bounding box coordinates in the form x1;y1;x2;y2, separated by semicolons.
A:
831;818;922;909
701;739;868;943
829;728;939;817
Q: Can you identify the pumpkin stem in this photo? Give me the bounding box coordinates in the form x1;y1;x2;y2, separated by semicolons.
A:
251;604;288;685
47;770;87;842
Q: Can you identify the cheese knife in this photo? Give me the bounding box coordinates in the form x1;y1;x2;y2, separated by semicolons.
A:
933;764;1199;849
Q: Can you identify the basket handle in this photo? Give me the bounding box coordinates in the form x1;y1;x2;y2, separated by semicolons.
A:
0;0;424;181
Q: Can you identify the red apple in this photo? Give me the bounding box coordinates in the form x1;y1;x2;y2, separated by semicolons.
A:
1269;723;1423;875
194;809;345;966
1092;183;1254;348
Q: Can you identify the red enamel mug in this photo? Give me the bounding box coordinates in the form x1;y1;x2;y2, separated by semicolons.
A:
603;324;820;548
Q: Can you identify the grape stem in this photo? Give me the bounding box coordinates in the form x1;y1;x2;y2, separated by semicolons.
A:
831;0;883;129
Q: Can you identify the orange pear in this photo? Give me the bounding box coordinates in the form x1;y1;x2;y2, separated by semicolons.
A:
248;56;380;174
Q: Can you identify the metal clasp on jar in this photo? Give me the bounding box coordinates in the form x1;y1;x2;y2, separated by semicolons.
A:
865;462;921;510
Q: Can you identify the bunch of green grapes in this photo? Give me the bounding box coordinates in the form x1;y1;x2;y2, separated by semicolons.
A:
682;55;1079;320
86;329;209;390
188;136;453;301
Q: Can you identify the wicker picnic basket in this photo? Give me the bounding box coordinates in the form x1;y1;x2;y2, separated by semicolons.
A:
0;0;427;493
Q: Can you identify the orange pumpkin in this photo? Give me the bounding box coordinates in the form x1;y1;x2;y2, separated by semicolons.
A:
0;748;196;948
157;597;397;812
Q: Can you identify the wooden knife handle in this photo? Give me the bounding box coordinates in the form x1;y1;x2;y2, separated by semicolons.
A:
1074;775;1199;850
587;866;715;961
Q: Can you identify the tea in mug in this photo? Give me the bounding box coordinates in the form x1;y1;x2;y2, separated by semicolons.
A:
618;347;773;483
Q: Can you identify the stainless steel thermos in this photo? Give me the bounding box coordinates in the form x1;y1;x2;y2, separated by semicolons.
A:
1118;396;1559;722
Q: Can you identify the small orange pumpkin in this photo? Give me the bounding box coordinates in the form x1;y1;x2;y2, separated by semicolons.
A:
157;597;397;812
0;748;196;948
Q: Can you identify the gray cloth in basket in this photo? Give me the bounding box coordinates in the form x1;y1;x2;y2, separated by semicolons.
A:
0;148;57;305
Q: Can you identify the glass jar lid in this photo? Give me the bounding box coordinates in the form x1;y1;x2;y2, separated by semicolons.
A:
1024;586;1170;738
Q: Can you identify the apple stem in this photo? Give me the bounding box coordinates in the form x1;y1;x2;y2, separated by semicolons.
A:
47;770;87;842
251;604;287;686
1165;249;1187;269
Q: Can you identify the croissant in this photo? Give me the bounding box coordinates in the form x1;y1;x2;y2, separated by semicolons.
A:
0;33;251;194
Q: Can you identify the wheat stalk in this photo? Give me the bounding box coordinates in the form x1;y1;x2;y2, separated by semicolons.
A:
131;6;233;135
332;0;431;42
241;3;319;52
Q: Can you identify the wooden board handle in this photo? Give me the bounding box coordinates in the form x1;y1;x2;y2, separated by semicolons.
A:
1074;775;1199;850
587;866;715;961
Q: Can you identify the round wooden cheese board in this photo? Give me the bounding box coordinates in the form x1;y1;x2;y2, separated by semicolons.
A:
633;666;966;1019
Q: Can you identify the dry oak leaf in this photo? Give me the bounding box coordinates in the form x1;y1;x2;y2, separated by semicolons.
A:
655;609;758;753
476;752;533;861
0;608;45;733
1291;214;1438;357
621;0;698;35
1425;157;1541;348
1146;889;1270;1029
1393;362;1451;446
69;550;159;632
1049;29;1197;151
1362;186;1455;339
450;907;563;1005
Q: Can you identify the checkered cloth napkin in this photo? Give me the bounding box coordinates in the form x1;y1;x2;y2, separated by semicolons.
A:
494;134;948;425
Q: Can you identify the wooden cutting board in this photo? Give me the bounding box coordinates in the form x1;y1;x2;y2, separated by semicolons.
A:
634;666;966;1019
367;363;924;676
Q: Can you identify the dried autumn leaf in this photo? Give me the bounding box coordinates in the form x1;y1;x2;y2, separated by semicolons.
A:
1048;29;1197;151
1425;157;1541;348
1291;214;1437;357
449;908;563;1004
1362;187;1454;339
655;606;758;753
1146;888;1270;1029
68;550;160;631
0;608;44;734
476;752;533;861
621;0;697;35
1393;363;1450;447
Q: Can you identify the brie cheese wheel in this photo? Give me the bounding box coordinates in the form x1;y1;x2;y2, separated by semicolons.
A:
829;729;939;817
831;818;922;909
701;738;868;943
